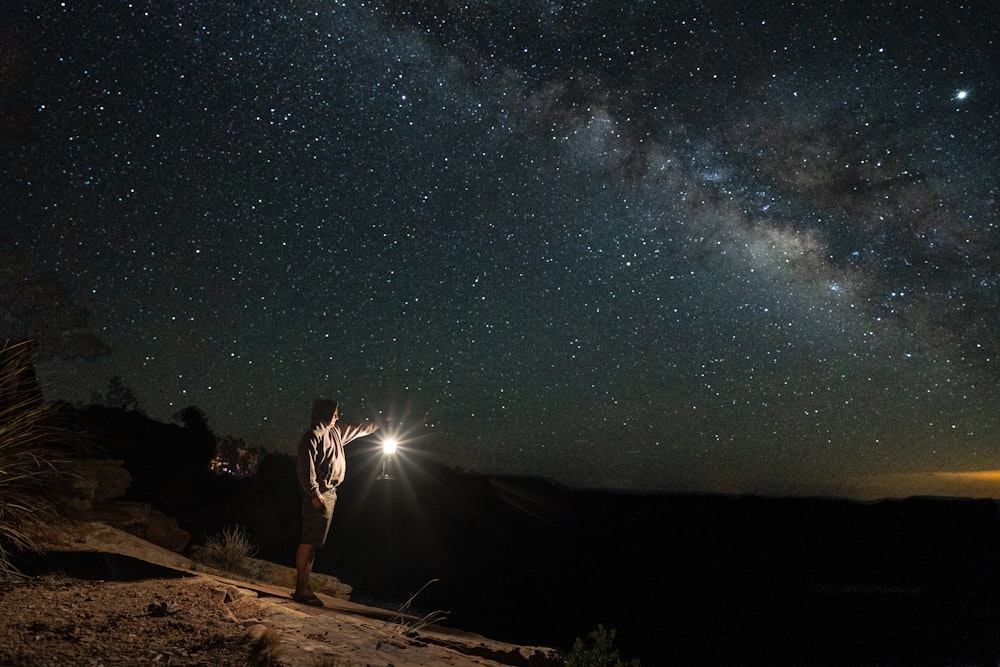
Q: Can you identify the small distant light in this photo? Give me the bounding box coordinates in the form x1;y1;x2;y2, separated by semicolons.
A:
955;89;969;101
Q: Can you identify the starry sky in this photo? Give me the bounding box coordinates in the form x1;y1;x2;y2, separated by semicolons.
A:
2;1;998;498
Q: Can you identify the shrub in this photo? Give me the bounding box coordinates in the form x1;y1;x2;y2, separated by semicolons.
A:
0;339;78;579
202;524;259;574
382;578;450;636
565;624;641;667
244;627;284;666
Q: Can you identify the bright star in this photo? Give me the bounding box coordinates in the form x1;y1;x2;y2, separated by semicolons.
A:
954;89;969;101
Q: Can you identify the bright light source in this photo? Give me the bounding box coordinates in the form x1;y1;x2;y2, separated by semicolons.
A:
382;438;398;456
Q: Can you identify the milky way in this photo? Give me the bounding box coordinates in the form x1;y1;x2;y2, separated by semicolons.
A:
2;2;998;497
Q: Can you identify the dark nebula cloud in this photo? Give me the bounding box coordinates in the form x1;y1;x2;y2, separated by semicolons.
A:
2;1;998;497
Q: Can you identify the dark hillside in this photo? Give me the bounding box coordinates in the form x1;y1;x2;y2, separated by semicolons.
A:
329;450;1000;665
57;406;1000;664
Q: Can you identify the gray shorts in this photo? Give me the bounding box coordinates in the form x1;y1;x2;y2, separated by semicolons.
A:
300;488;338;546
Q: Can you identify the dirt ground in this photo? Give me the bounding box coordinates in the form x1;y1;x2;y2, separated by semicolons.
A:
0;570;563;667
0;572;264;666
0;522;561;667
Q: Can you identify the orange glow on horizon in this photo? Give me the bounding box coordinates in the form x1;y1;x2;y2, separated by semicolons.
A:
838;469;1000;500
932;470;1000;482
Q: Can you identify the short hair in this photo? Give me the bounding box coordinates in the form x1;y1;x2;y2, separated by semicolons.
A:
311;399;339;426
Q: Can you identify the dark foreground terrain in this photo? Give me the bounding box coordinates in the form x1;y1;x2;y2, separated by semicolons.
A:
327;458;1000;666
1;548;559;667
63;404;1000;665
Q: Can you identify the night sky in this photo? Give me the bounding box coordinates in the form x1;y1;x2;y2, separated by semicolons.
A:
3;2;998;498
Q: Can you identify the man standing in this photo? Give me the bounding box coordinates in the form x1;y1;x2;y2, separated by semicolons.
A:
293;398;378;606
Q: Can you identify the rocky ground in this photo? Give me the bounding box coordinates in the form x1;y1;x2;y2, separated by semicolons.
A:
0;521;561;667
0;572;265;666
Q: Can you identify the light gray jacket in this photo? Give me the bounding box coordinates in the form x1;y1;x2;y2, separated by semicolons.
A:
297;421;378;496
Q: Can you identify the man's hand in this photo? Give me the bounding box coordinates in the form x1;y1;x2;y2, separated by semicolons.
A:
311;495;325;510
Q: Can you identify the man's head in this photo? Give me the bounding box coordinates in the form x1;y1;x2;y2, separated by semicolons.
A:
311;399;339;427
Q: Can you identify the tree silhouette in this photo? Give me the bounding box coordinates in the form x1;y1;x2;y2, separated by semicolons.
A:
90;376;141;412
174;405;210;433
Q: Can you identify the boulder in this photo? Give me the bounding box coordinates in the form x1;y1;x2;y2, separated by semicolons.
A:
122;509;191;553
55;458;132;513
52;458;191;552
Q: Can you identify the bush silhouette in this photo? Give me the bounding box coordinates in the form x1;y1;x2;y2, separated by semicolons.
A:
566;625;641;667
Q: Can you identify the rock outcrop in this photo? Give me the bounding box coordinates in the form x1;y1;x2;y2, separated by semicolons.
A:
55;458;191;553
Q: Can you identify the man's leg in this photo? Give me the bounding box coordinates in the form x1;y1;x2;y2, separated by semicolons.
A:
294;490;336;603
295;543;316;596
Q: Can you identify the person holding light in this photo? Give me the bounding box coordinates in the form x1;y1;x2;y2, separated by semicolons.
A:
292;398;378;606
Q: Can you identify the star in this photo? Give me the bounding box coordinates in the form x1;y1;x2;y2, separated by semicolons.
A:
3;1;999;500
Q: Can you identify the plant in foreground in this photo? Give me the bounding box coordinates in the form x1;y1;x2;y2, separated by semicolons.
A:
565;624;641;667
244;627;284;667
0;339;79;579
202;523;259;574
382;578;450;635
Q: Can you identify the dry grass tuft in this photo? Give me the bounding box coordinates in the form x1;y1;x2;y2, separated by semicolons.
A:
382;578;450;636
202;524;259;575
244;627;285;666
0;339;81;579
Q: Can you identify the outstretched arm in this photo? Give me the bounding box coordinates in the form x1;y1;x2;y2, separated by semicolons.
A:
338;420;379;445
